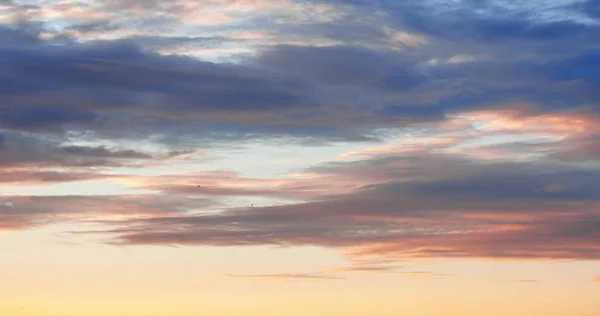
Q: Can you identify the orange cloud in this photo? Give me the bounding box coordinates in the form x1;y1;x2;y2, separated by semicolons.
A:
395;271;451;280
327;265;400;274
462;110;600;136
510;279;540;283
116;168;372;199
220;273;342;281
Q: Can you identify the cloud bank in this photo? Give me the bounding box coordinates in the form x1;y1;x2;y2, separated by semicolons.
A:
1;0;599;263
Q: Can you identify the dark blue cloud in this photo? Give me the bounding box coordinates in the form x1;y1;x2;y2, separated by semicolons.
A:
547;49;600;84
310;150;600;205
0;107;100;132
0;27;324;138
578;0;600;19
0;131;187;168
310;0;598;42
258;45;397;86
405;170;600;201
398;10;590;42
0;0;599;144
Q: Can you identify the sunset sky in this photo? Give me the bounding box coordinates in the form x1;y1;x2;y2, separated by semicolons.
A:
1;0;600;315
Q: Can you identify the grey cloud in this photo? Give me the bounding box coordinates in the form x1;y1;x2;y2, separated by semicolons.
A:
549;136;600;162
88;151;600;260
1;3;599;145
0;170;115;184
0;194;213;230
0;131;186;168
0;30;332;140
257;45;426;93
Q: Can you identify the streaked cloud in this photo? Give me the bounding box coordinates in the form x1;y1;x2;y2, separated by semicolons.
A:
0;194;213;230
221;273;343;281
67;146;596;261
396;271;451;280
327;265;400;274
510;279;540;283
0;170;114;184
221;265;448;281
0;132;191;168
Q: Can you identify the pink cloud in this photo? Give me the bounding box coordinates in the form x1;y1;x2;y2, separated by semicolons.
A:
460;110;600;136
0;170;115;184
3;140;600;264
95;147;600;261
0;194;212;231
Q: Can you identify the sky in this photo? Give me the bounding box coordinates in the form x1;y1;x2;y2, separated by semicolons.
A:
1;0;600;315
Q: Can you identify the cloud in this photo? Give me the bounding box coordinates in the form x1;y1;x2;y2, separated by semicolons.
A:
1;0;600;148
80;147;598;261
327;265;400;274
0;131;189;168
117;167;374;200
510;279;540;283
577;0;600;19
2;0;600;267
0;194;213;231
256;45;426;92
1;1;598;145
550;136;600;162
396;271;451;280
0;170;114;184
221;264;446;281
1;28;376;143
327;264;449;280
220;273;343;281
317;0;599;42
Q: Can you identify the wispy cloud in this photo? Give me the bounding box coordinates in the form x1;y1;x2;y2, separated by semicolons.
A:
395;271;452;280
220;265;447;281
327;265;401;274
220;273;343;281
509;279;540;283
89;148;600;261
0;194;213;231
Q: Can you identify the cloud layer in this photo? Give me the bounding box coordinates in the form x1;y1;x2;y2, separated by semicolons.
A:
1;0;599;264
97;148;600;261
